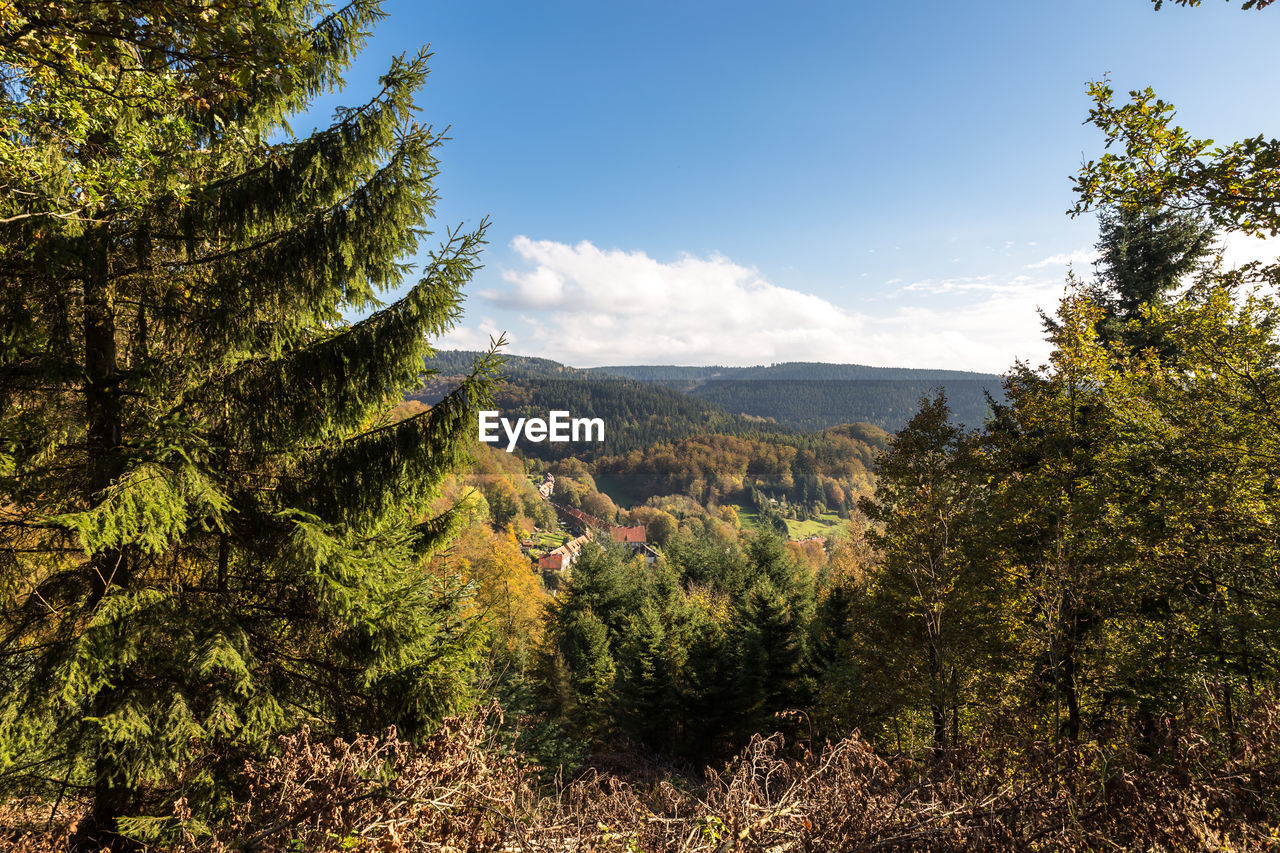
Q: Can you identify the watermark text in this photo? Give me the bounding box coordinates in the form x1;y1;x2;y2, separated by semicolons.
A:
478;410;604;452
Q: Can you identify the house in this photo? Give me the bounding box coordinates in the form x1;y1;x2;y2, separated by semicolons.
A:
536;531;593;573
558;504;607;534
609;525;646;545
608;525;660;563
537;473;555;500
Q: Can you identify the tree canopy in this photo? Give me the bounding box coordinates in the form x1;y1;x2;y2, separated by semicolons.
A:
0;0;496;845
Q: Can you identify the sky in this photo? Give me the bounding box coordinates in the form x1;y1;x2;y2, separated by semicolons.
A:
307;0;1280;373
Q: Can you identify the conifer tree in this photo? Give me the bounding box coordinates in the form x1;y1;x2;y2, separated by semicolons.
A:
1089;204;1216;355
612;600;677;751
558;608;617;737
736;579;812;734
0;0;497;842
675;603;738;757
729;532;815;738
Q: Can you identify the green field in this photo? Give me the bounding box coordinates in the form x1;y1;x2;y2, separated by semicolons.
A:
784;514;843;539
730;504;766;532
728;505;844;539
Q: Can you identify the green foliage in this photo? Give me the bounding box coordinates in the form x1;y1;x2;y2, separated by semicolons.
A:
681;379;1000;433
535;530;820;758
1073;80;1280;236
0;0;494;839
1088;203;1217;356
597;431;877;516
856;392;1002;750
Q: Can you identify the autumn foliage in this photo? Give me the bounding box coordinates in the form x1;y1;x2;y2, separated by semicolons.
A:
7;699;1280;852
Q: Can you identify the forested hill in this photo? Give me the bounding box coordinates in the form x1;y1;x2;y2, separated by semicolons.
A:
414;351;793;460
426;349;598;379
588;362;1000;383
590;362;1003;431
426;351;1004;433
681;379;997;431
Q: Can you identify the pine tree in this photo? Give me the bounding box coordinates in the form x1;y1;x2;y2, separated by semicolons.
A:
1089;204;1216;356
612;600;677;751
675;602;739;758
731;532;815;738
0;1;496;842
558;608;617;737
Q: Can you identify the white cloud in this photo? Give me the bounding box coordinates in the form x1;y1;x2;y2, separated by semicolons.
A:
463;237;1060;373
900;275;1044;296
1220;231;1280;270
434;315;510;352
1026;248;1099;269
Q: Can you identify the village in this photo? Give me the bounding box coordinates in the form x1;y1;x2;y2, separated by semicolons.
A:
519;473;659;585
516;472;833;591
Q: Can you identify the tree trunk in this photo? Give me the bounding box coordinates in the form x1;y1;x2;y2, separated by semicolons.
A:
80;229;133;850
1062;644;1081;741
929;641;947;752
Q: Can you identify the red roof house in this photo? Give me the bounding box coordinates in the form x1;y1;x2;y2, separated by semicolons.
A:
609;525;646;545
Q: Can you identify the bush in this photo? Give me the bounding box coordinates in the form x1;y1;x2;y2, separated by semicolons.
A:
8;703;1280;851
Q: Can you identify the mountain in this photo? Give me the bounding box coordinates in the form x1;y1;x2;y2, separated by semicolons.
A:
419;352;1003;442
413;351;793;460
589;361;1005;431
586;362;999;383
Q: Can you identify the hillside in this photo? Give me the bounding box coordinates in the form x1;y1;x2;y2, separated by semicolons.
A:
414;351;795;460
590;362;1003;431
588;361;1000;383
425;351;1003;434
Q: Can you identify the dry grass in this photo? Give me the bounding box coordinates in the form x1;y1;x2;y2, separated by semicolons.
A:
7;704;1280;852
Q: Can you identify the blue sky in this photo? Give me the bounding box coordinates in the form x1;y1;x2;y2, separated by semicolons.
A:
312;0;1280;372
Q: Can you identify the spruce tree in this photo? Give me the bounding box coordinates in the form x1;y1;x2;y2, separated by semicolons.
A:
0;0;496;842
1089;204;1216;355
612;600;677;751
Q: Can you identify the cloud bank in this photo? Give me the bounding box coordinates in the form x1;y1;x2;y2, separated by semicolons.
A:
1026;248;1099;269
435;237;1071;373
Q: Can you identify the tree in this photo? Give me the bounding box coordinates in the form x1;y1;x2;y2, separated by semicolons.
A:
462;530;549;673
1073;80;1280;239
1089;204;1217;356
481;477;522;528
730;531;815;738
984;298;1125;743
612;600;678;751
859;392;989;751
1150;1;1273;15
541;541;642;739
557;608;616;737
736;578;813;737
0;1;495;843
1092;285;1280;747
1070;4;1280;743
580;490;619;523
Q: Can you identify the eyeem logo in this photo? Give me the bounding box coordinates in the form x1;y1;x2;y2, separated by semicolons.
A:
478;410;605;453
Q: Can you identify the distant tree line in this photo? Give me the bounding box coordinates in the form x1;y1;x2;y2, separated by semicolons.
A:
685;379;1000;432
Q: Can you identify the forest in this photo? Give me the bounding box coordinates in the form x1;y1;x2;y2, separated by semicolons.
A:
5;0;1280;851
672;378;997;432
422;352;1002;434
417;371;779;459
